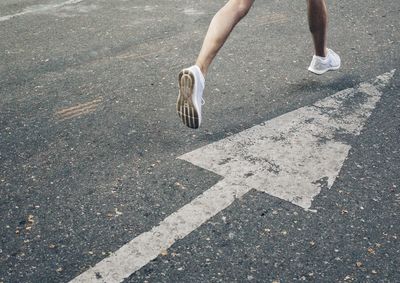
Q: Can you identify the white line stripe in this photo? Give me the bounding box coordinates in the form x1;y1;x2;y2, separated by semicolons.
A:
69;179;250;283
0;0;84;22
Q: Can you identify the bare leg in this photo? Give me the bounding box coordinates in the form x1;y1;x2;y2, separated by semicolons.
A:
307;0;328;57
195;0;254;76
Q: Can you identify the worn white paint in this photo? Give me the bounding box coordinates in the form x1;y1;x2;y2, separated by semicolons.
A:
180;72;395;209
70;70;395;283
0;0;83;22
70;179;250;283
183;8;205;16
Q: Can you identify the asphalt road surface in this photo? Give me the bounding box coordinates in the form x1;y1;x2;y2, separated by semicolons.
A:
1;0;399;282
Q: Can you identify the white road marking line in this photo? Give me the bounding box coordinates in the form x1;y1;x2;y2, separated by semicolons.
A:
183;8;205;16
71;179;249;283
0;0;84;22
69;70;395;283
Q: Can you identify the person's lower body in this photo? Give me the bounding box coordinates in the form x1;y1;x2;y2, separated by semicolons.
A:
177;0;341;129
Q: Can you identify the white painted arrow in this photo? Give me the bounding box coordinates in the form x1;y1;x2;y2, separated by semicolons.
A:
70;70;395;283
180;70;396;210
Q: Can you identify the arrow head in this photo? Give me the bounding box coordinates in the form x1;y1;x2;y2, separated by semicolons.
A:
179;70;395;210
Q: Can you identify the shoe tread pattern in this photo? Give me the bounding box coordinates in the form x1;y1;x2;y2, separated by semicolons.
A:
176;70;200;129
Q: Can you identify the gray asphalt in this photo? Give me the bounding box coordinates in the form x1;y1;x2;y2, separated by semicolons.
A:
1;0;399;282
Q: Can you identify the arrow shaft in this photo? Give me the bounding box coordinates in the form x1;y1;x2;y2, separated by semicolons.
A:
69;180;250;283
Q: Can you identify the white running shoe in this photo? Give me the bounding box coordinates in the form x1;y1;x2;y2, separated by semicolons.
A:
308;48;341;75
176;65;205;129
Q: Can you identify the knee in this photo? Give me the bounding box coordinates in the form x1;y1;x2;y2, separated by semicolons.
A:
232;0;253;20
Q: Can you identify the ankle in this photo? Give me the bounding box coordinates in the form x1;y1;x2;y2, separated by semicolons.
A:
195;62;207;77
315;48;328;58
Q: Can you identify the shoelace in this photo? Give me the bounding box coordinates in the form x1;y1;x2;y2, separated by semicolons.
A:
201;98;205;105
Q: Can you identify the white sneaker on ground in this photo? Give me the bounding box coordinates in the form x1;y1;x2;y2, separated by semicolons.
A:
176;65;205;129
308;48;341;75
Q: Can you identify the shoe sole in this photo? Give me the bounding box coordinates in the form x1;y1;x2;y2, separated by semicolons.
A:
308;64;341;75
176;70;200;129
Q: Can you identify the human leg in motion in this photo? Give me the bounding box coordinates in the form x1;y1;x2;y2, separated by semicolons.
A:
196;0;254;75
177;0;254;129
308;0;327;57
307;0;341;75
